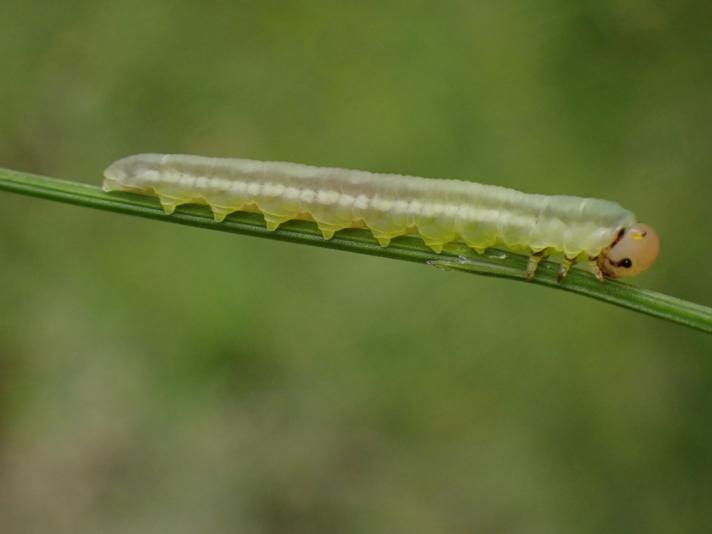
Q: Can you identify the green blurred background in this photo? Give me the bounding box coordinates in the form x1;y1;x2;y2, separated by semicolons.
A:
1;1;711;532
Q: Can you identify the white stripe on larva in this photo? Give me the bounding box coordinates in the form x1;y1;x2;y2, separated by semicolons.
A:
393;200;408;214
373;198;392;212
339;194;355;208
102;153;637;258
317;190;339;205
265;183;284;197
354;195;369;210
299;189;316;203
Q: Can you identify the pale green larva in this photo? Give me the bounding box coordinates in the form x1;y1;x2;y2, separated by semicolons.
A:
103;154;660;281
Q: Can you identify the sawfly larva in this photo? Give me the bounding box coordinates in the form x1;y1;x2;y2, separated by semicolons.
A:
103;154;660;281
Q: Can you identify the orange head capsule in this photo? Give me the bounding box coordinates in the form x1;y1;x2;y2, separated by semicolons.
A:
600;223;660;278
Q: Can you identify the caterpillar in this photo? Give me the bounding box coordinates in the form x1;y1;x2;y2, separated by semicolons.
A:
103;154;660;281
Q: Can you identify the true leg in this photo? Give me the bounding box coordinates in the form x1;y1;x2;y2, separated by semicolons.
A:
589;256;605;282
557;256;577;282
526;250;547;281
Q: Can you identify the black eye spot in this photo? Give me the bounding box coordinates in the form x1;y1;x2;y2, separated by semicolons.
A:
621;258;633;268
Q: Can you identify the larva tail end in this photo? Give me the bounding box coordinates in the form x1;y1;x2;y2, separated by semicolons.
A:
376;236;391;247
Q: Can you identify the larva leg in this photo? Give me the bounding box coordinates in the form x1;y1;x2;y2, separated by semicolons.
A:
317;223;343;240
263;213;288;232
158;195;183;215
423;239;445;254
372;233;392;247
589;256;605;282
210;205;234;223
526;250;548;281
556;256;577;282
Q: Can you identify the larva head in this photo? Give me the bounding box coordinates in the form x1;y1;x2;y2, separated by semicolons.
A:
601;223;660;278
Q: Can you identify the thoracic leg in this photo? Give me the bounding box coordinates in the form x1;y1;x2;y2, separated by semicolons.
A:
557;256;577;282
589;256;605;282
526;250;548;281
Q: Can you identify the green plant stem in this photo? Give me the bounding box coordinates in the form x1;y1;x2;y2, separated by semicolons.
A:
1;166;711;334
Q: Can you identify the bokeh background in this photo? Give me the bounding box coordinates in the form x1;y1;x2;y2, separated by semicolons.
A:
1;1;712;532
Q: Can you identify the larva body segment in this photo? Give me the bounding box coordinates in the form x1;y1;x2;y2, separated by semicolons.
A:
103;154;647;279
